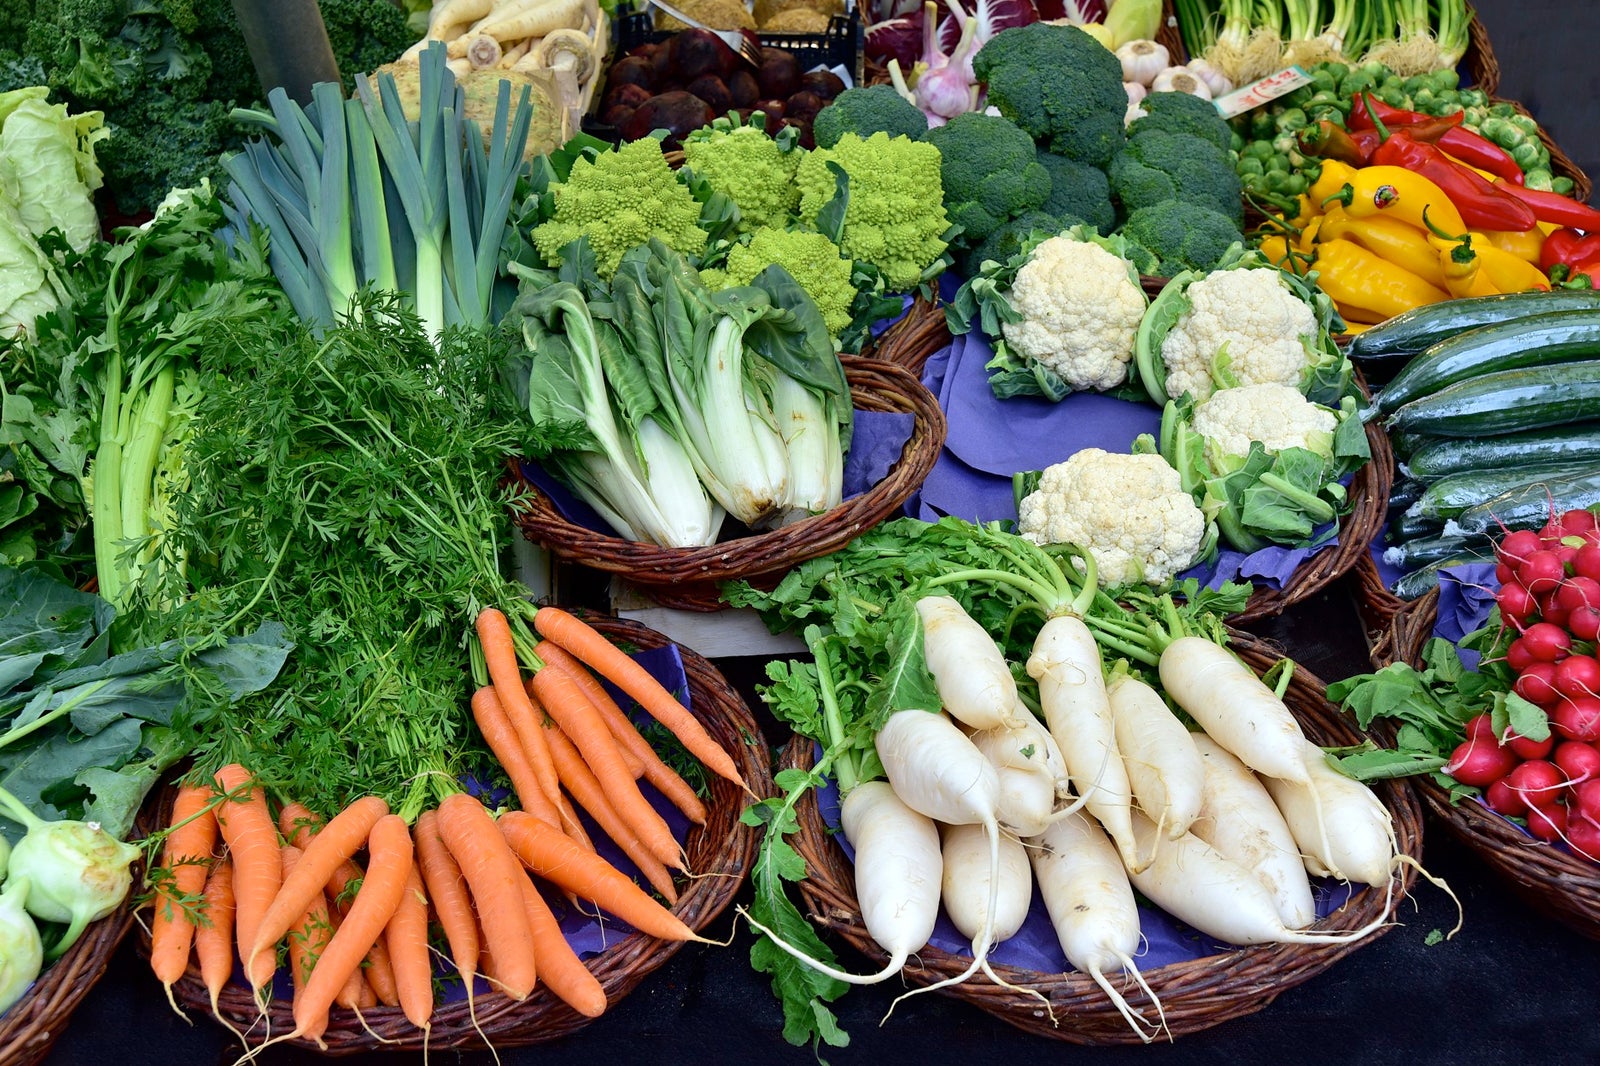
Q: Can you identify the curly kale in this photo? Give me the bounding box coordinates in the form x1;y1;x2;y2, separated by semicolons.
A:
1109;129;1244;225
922;112;1050;245
1035;151;1116;236
317;0;415;90
1119;200;1244;277
98;92;234;213
971;23;1127;167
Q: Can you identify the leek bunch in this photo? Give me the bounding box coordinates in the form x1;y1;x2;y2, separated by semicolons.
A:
222;43;533;340
503;239;853;547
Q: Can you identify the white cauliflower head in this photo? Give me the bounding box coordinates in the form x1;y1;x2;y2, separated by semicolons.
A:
1159;267;1319;404
1000;236;1147;392
1017;449;1208;586
1191;383;1339;464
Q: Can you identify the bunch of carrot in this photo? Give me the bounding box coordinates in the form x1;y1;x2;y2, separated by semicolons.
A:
144;606;749;1049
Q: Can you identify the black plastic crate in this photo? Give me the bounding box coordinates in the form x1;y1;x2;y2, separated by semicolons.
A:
611;5;862;85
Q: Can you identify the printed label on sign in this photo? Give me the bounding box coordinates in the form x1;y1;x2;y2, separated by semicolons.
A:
1212;66;1315;119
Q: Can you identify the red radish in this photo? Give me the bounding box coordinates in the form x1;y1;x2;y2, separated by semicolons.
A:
1514;662;1560;707
1485;778;1525;816
1555;741;1600;784
1555;655;1600;700
1571;606;1600;642
1506;760;1565;808
1556;577;1600;612
1521;622;1573;663
1495;562;1514;585
1527;803;1568;843
1499;529;1544;569
1552;696;1600;742
1506;639;1538;673
1464;713;1497;742
1555;508;1598;537
1572;780;1600;820
1565;816;1600;859
1519;551;1567;596
1504;728;1555;760
1575;543;1600;582
1543;604;1573;630
1555;544;1581;571
1497;581;1539;624
1444;735;1519;787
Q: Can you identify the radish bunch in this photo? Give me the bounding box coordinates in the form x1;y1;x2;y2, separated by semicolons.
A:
1446;508;1600;859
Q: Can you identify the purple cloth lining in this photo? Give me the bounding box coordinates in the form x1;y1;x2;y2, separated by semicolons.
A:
906;332;1337;591
245;644;696;1005
814;765;1359;973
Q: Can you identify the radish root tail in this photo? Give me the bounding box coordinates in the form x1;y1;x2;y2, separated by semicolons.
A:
739;906;911;985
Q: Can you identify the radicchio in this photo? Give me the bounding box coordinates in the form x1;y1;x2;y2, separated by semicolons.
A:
865;7;927;69
1032;0;1106;21
936;0;1040;60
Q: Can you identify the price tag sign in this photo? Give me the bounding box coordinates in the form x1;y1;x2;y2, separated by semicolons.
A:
1212;66;1315;119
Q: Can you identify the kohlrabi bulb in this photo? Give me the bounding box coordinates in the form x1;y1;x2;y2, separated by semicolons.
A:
0;877;43;1013
7;820;138;956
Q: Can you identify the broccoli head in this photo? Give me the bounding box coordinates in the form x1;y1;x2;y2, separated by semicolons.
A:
971;23;1126;167
922;112;1050;245
963;210;1081;276
1035;151;1115;236
1108;129;1243;225
1127;91;1234;155
1119;200;1244;277
813;85;928;149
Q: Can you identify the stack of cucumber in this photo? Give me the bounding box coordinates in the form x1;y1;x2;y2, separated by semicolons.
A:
1354;290;1600;598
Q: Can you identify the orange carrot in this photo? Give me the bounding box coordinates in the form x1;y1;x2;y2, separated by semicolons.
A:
282;845;334;1008
435;793;538;1000
543;723;679;904
532;606;746;789
293;814;414;1045
386;864;433;1031
149;783;218;1001
536;641;707;824
321;898;370;1011
475;607;564;809
193;857;236;1017
213;763;282;994
362;930;401;1007
499;811;700;942
554;789;596;854
252;795;389;968
515;875;607;1018
470;685;562;831
413;809;479;992
277;801;324;848
529;666;683;871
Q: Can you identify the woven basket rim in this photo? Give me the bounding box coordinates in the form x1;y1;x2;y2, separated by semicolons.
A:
780;628;1425;1043
1377;589;1600;939
509;354;947;590
0;905;134;1066
133;612;771;1054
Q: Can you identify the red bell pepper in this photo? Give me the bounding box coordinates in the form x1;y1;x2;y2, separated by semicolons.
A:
1370;131;1539;231
1351;93;1524;184
1497;183;1600;232
1538;228;1600;272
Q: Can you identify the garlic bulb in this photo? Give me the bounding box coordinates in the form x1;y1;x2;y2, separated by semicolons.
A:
1150;65;1213;99
1115;39;1170;87
1124;99;1148;127
1125;81;1148;106
1185;57;1236;97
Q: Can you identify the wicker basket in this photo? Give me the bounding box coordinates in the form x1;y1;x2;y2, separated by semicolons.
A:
869;292;951;369
135;614;770;1054
510;355;946;612
780;629;1424;1043
0;906;135;1066
1376;589;1600;940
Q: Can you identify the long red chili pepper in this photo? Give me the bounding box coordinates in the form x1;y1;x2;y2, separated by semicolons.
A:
1497;182;1600;232
1350;94;1524;184
1370;131;1539;231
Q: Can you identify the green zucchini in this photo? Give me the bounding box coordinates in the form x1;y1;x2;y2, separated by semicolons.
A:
1375;310;1600;413
1388;510;1446;543
1416;462;1599;520
1387;360;1600;438
1391;558;1483;601
1407;422;1600;480
1455;467;1600;535
1387;429;1433;459
1382;532;1495;572
1387;477;1428;519
1348;290;1600;364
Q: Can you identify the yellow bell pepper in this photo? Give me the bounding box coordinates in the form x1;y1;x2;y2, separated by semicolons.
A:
1436;239;1499;298
1334;299;1385;326
1297;215;1323;251
1258;235;1295;269
1309;160;1360;211
1314;238;1452;318
1317;206;1448;288
1337;319;1375;335
1334;165;1468;236
1480;227;1546;265
1473;240;1553;292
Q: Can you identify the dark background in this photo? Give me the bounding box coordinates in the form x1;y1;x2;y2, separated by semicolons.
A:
42;3;1600;1063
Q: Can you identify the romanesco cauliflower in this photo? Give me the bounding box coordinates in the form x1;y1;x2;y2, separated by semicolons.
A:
795;132;949;293
682;117;802;233
1191;383;1338;464
1017;449;1208;586
530;138;707;277
1158;267;1319;404
999;235;1147;392
712;228;855;338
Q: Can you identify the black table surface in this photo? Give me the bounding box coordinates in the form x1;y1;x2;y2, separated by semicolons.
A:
42;3;1600;1063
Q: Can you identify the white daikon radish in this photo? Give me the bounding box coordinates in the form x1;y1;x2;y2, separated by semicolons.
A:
941;823;1032;945
1124;812;1392;947
1189;734;1317;930
1029;615;1141;872
970;712;1070;837
916;595;1026;731
1263;740;1398;886
1028;809;1163;1042
1106;672;1203;842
